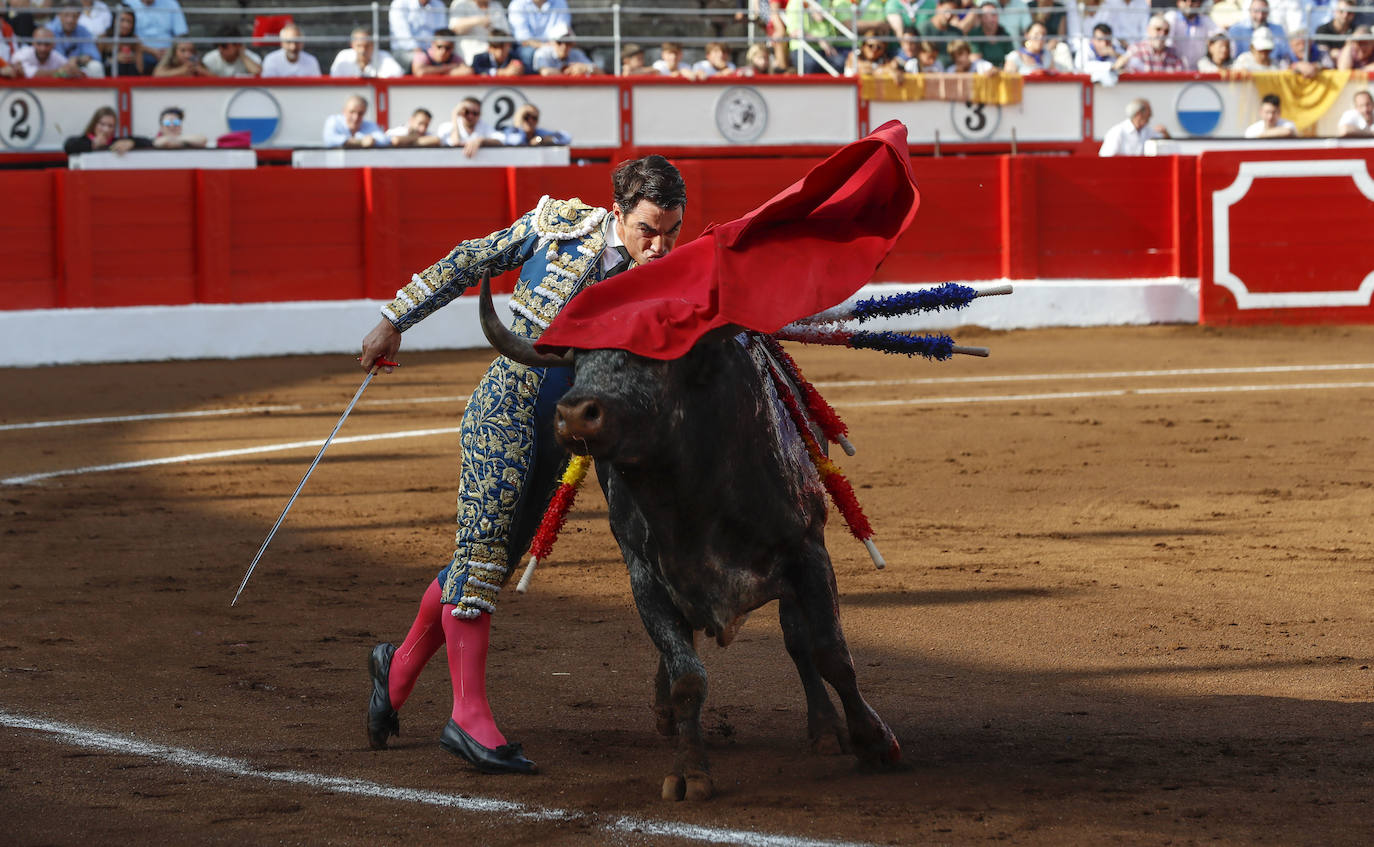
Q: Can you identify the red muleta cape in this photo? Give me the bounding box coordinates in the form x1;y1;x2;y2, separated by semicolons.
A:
534;119;920;360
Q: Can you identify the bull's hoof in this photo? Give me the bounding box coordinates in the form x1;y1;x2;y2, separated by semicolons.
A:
661;771;714;801
855;732;906;772
809;727;850;756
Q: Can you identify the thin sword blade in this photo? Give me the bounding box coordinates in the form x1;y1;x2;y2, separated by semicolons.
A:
231;369;378;606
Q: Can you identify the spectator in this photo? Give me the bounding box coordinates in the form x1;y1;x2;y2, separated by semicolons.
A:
739;41;777;75
1163;0;1218;70
202;25;261;77
386;107;443;146
786;0;844;74
470;28;524;74
52;5;103;76
1316;0;1358;67
969;2;1015;67
1076;22;1121;69
502;102;570;145
653;41;695;77
621;42;656;75
1244;92;1297;137
1116;14;1184;71
0;30;17;79
412;26;473;74
130;0;185;55
77;0;109;37
151;105;206;148
331;27;405;77
434;95;504;154
389;0;449;66
1337;25;1374;69
1004;20;1070;73
152;37;209;76
1337;89;1374;136
691;40;737;77
920;0;971;66
323;94;389;147
912;39;945;71
886;0;929;51
101;6;157;75
755;0;790;71
1228;0;1295;64
1287;28;1327;77
1070;0;1112;58
508;0;570;68
1103;0;1149;51
261;23;321;77
449;0;508;64
1195;30;1233;70
845;34;897;74
1099;97;1168;155
1232;25;1286;70
63;104;152;153
947;37;999;73
533;34;596;74
13;26;73;76
1025;0;1066;45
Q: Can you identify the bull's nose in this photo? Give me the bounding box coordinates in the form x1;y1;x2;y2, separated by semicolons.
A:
555;398;605;450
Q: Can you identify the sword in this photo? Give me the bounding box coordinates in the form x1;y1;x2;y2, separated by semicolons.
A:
231;358;399;606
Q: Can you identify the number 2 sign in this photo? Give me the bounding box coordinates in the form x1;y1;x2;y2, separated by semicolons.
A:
0;90;45;150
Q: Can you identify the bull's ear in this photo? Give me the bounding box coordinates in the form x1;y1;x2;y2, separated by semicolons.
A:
697;323;747;345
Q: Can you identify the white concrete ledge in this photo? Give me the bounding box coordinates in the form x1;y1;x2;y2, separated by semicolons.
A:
0;278;1200;367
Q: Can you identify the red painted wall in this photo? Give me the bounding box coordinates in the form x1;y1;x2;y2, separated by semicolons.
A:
2;156;1196;312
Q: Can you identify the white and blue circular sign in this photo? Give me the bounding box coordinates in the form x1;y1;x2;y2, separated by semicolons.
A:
1175;82;1224;137
224;88;282;144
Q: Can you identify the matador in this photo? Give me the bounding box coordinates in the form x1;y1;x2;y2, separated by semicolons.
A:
358;155;688;774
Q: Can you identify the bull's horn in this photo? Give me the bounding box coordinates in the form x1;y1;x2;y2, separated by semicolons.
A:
478;270;574;368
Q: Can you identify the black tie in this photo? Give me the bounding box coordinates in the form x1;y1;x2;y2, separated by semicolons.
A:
606;246;633;277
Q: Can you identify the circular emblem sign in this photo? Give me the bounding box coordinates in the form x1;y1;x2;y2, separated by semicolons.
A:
480;87;530;131
1175;82;1224;137
714;86;768;143
224;88;283;144
948;100;1001;141
0;89;45;150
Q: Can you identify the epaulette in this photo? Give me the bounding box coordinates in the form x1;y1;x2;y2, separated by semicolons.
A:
532;195;608;241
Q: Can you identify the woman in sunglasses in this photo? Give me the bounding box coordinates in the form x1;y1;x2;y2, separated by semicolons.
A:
151;106;207;148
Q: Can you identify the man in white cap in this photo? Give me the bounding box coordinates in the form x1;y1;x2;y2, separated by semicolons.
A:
1099;97;1171;156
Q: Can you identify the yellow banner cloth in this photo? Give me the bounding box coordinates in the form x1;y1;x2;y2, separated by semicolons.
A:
1250;69;1352;135
860;73;1023;105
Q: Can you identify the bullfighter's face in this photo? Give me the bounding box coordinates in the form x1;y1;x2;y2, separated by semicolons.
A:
613;199;684;265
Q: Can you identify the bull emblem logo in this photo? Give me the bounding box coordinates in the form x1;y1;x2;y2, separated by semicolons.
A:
714;86;768;144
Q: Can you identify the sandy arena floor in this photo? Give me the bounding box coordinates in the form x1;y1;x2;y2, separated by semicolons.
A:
2;324;1372;846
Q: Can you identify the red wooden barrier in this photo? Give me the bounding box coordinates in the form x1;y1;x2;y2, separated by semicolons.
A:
0;155;1244;317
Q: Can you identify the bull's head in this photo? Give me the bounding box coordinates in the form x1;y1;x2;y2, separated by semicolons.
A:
479;272;747;466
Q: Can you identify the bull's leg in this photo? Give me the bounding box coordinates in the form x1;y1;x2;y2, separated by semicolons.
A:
792;544;902;769
653;655;676;736
779;594;849;755
628;558;713;801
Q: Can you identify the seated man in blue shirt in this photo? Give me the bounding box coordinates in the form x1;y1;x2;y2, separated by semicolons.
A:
1227;0;1296;64
501;103;570;145
131;0;188;55
323;95;391;148
53;7;104;77
471;28;527;74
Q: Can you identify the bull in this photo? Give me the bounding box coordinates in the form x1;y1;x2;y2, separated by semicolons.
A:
480;275;901;801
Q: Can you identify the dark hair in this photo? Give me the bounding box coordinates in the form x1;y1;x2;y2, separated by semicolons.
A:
1093;23;1113;37
1261;93;1282;107
215;23;241;46
83;105;116;136
412;107;432;119
612;154;686;214
159;106;184;122
433;28;456;39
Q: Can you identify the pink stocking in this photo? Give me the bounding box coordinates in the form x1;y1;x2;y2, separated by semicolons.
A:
387;579;446;710
440;608;507;749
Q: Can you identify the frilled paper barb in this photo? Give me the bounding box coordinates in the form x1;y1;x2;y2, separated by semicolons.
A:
535;120;920;360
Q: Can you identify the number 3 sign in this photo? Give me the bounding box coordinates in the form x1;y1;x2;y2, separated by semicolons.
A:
949;100;1001;141
0;89;45;150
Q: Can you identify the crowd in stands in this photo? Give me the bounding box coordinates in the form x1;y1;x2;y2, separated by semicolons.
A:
6;0;1374;82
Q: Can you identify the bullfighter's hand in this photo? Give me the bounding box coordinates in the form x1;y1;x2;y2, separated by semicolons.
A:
361;318;402;372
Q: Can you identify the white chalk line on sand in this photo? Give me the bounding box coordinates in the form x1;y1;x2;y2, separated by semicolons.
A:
1;427;462;486
6;363;1372;434
7;375;1374;487
0;710;874;847
835;380;1374;409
